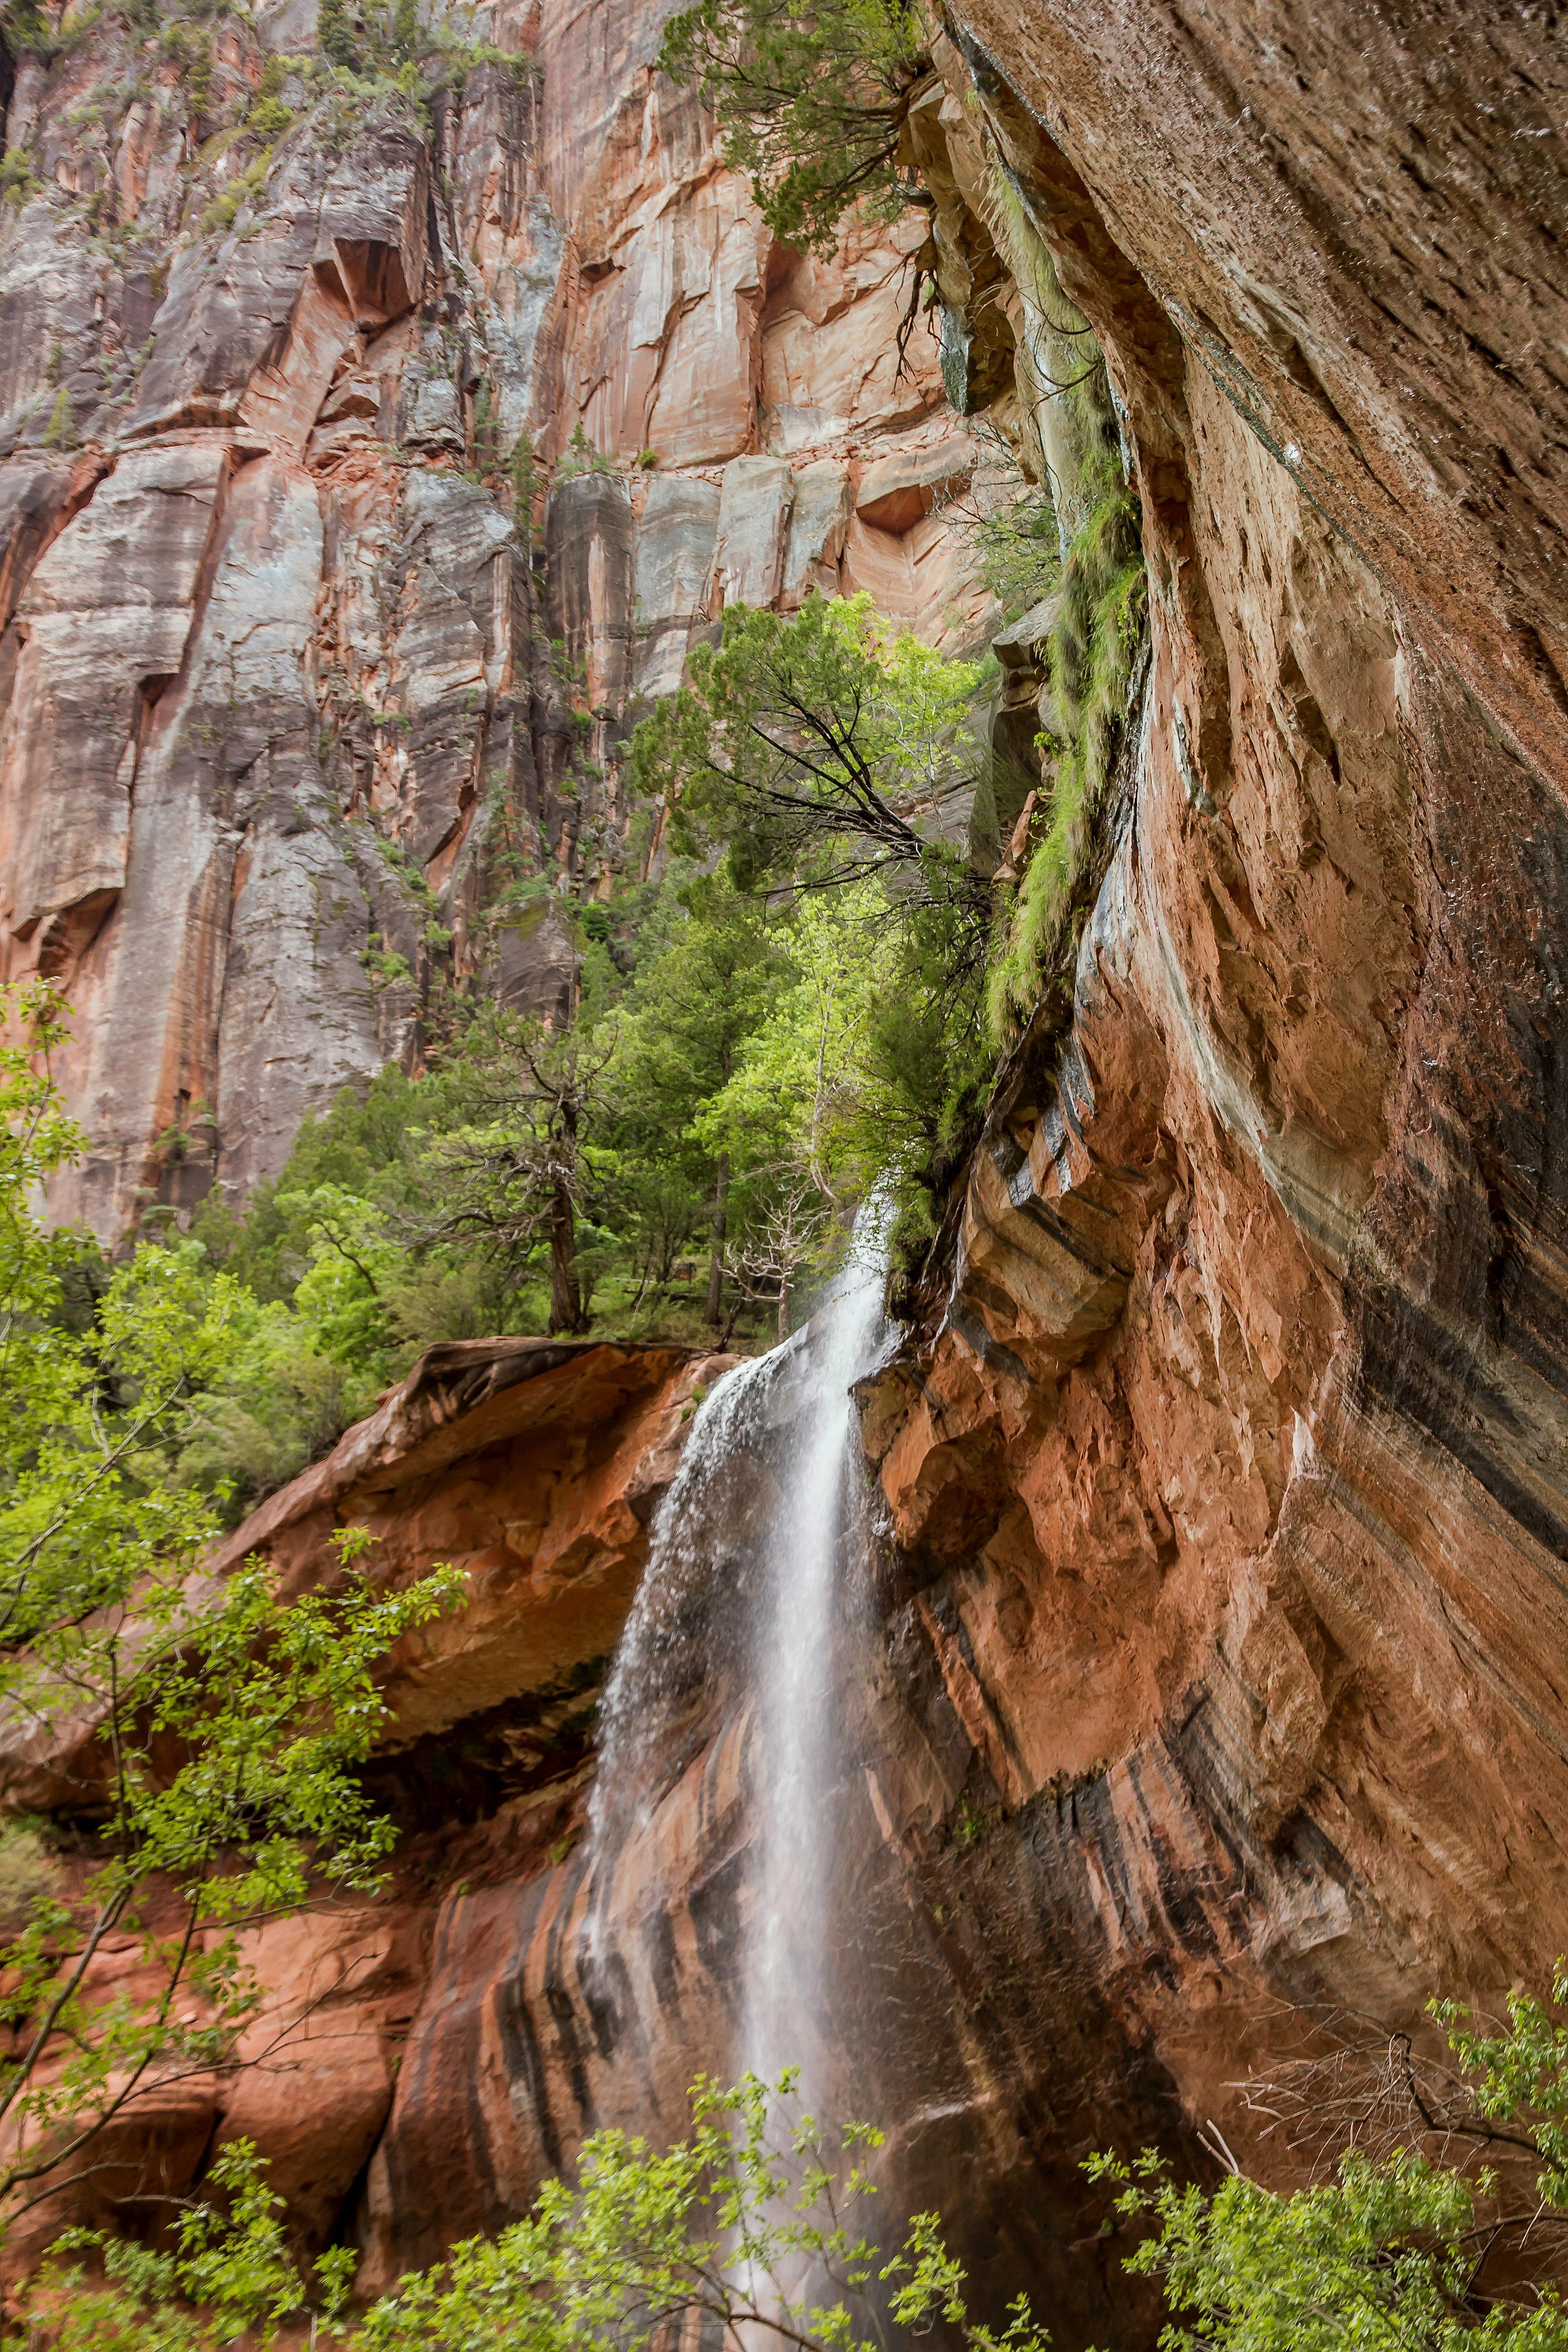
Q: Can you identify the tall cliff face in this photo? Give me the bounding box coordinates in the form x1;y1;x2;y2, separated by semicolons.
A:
0;0;979;1235
3;0;1568;2345
874;0;1568;2069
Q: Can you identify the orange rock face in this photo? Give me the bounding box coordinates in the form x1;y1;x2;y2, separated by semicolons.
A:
858;0;1568;2210
4;0;1568;2345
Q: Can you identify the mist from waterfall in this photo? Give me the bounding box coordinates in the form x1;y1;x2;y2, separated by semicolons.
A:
587;1200;892;2090
586;1343;776;1857
739;1205;891;2086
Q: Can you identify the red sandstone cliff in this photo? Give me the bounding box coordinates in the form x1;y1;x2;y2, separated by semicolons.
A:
0;0;980;1234
2;0;1568;2346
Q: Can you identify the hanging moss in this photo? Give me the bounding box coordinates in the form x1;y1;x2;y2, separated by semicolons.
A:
977;157;1148;1044
985;482;1145;1042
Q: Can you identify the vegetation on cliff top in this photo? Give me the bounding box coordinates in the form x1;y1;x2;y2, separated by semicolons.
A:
656;0;931;254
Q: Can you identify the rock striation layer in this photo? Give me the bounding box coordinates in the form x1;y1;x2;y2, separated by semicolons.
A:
3;0;1568;2345
0;0;981;1236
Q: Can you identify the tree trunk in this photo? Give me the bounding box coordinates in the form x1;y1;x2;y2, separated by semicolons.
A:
548;1181;582;1333
705;1149;730;1325
777;1267;790;1342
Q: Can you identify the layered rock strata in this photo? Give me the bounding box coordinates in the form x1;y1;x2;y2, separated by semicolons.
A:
0;0;984;1236
864;0;1568;2194
3;0;1568;2346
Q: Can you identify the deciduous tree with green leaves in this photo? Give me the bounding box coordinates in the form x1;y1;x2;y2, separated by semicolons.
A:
632;593;985;915
0;980;462;2239
21;2072;1051;2352
1086;1970;1568;2351
608;873;789;1324
629;593;997;1300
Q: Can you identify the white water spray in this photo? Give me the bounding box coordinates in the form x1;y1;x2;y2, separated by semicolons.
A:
588;1200;892;2090
740;1203;891;2086
587;1346;776;1856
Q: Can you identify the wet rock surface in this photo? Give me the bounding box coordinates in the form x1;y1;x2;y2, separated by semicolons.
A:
3;0;1568;2345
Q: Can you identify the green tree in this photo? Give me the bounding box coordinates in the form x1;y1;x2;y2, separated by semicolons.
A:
632;593;986;918
630;595;997;1293
318;0;361;71
656;0;931;254
23;2073;1051;2352
690;886;893;1315
1087;1970;1568;2352
609;874;787;1325
0;981;463;2232
388;0;418;64
421;1003;621;1335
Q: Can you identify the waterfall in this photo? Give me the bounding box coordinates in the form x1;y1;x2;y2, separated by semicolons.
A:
586;1345;776;1856
740;1203;891;2085
588;1200;892;2090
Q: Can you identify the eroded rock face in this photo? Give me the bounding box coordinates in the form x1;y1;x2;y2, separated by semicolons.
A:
5;1;1568;2345
857;0;1568;2201
0;0;980;1237
0;1337;728;2283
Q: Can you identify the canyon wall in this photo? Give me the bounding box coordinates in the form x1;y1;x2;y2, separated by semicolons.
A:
3;0;1568;2347
0;0;981;1235
877;0;1568;2108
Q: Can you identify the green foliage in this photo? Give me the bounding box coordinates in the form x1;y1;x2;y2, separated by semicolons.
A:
318;0;361;71
388;0;418;63
34;2138;353;2346
632;592;984;902
985;475;1145;1042
958;158;1149;1045
415;1000;621;1336
555;418;617;478
607;871;789;1316
1090;2147;1553;2352
41;384;72;447
197;145;272;236
629;592;996;1296
0;982;464;2227
0;1;64;61
186;24;214;114
20;2074;1051;2351
979;163;1110;518
657;0;929;254
0;147;43;207
248;54;296;139
362;937;414;987
968;459;1060;619
1087;1971;1568;2352
1439;1964;1568;2208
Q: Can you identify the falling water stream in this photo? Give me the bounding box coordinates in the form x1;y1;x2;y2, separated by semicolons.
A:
740;1205;892;2085
589;1200;892;2089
